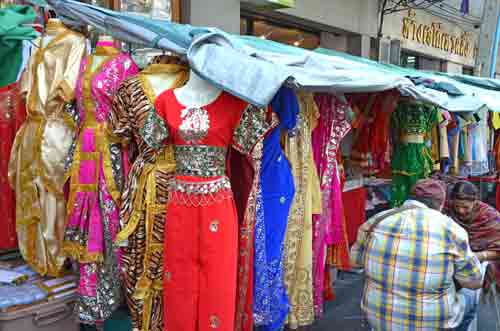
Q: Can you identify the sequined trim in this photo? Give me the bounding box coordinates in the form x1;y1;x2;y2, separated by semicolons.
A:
139;110;169;151
169;176;231;194
168;177;233;207
232;105;269;155
174;145;226;177
109;143;124;192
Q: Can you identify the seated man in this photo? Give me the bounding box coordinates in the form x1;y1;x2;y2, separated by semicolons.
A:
447;181;500;291
351;179;482;331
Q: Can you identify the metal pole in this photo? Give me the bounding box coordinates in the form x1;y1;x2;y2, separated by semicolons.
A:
490;11;500;78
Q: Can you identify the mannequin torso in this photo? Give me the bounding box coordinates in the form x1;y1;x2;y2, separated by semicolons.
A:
174;70;221;107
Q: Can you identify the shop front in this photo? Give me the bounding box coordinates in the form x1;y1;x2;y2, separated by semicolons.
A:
382;8;479;74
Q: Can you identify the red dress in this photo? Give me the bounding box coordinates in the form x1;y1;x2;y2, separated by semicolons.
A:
155;90;269;331
0;82;25;250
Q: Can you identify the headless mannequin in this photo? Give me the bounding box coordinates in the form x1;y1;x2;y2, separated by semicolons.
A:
174;70;221;108
92;35;116;71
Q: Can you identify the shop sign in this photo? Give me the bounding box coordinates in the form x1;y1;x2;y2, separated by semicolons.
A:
244;0;295;9
401;9;473;59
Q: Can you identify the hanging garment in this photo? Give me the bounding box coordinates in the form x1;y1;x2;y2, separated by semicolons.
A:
390;102;437;207
0;5;38;87
350;91;397;175
253;87;296;331
227;144;257;331
0;82;26;250
8;19;86;276
282;91;322;329
111;63;188;331
155;90;269;331
447;114;461;175
469;110;489;176
64;44;139;324
311;94;351;317
343;187;367;246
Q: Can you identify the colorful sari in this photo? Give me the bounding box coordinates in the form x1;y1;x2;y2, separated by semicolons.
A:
311;94;351;317
64;44;139;324
448;201;500;291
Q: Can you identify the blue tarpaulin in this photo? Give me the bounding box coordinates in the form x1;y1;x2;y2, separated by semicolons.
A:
46;0;500;111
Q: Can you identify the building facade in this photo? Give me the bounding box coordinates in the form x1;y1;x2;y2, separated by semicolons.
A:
178;0;489;76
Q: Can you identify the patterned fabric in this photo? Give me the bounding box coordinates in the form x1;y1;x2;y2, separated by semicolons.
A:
8;20;86;276
391;102;438;207
282;92;321;329
351;200;482;331
253;87;295;331
311;94;351;317
111;63;188;331
447;201;500;292
0;82;25;250
64;45;139;324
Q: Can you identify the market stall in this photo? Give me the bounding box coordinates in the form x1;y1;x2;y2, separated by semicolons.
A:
2;1;500;331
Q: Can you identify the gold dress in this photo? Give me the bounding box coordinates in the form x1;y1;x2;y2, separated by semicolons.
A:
111;63;188;331
8;20;86;276
282;91;322;329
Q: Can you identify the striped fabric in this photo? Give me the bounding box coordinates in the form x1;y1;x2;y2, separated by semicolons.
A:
351;200;481;331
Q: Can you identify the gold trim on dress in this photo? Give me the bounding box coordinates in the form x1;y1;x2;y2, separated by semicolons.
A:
401;134;425;144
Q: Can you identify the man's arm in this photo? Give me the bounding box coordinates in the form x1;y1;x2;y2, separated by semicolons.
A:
349;220;372;269
452;225;483;290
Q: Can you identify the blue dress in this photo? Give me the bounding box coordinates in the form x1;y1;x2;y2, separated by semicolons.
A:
253;87;297;331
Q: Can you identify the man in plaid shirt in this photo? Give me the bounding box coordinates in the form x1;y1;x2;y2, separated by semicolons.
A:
351;179;482;331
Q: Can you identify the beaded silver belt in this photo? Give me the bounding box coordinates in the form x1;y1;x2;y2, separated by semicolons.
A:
168;177;233;207
169;176;231;195
174;145;227;177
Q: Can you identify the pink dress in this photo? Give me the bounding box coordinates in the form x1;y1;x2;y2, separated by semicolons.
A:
64;44;138;324
311;94;351;317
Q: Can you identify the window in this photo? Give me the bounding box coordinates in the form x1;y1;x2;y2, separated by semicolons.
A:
118;0;180;21
241;17;320;50
463;66;474;76
401;53;418;69
401;52;444;72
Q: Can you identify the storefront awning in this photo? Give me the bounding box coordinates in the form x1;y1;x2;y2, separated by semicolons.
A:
45;0;427;108
314;48;497;112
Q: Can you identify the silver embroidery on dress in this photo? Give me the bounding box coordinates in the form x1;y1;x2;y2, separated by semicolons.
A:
179;107;210;144
175;145;226;177
139;110;168;151
109;143;124;191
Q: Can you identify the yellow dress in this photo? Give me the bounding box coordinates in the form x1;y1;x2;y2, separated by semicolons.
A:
282;91;322;329
8;20;86;276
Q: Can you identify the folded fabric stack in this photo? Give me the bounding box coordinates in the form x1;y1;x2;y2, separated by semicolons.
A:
0;262;77;311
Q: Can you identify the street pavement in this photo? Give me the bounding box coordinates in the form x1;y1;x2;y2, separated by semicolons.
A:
309;271;500;331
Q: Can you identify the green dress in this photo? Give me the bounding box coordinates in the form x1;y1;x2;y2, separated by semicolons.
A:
391;102;438;207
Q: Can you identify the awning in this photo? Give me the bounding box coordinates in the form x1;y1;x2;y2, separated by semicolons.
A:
315;48;491;112
46;0;425;107
46;0;499;111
